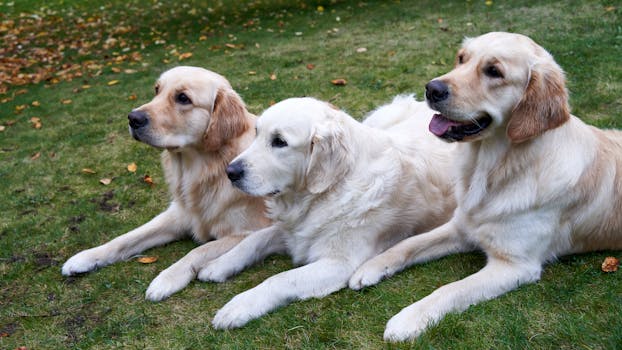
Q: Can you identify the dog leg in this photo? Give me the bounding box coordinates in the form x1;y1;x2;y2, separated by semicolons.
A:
62;203;188;276
383;259;541;341
145;234;246;301
197;225;286;283
212;258;354;329
349;221;471;290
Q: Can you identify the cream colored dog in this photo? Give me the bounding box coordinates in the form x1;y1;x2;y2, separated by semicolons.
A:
197;96;457;329
350;32;622;341
62;67;270;301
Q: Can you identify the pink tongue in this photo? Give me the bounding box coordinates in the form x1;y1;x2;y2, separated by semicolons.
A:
429;114;463;136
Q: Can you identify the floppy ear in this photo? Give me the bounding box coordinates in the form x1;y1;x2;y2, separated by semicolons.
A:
506;60;570;143
204;88;250;151
305;113;354;194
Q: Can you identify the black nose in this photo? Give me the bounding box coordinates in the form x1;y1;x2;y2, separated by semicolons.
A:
128;110;149;129
425;80;450;103
226;161;245;183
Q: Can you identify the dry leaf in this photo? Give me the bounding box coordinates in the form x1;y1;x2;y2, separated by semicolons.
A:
143;174;154;186
30;117;42;129
605;6;616;12
248;71;257;75
30;152;41;160
136;256;158;264
306;63;315;70
82;168;96;174
100;178;112;185
178;52;193;60
124;69;137;74
331;78;347;86
107;80;119;86
61;99;72;105
601;256;619;272
225;43;237;49
356;47;367;53
270;73;277;80
31;101;41;107
111;67;121;73
82;85;92;89
15;104;27;113
127;162;137;173
0;126;5;132
128;94;137;100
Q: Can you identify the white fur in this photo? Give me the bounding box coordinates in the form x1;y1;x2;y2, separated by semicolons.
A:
200;96;457;329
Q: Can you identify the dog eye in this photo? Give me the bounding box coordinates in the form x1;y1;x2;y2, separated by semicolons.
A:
154;85;160;95
457;54;464;64
176;93;192;105
484;65;503;79
271;136;288;148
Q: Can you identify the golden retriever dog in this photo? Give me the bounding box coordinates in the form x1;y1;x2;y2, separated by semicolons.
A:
62;66;270;301
349;32;622;341
196;95;457;329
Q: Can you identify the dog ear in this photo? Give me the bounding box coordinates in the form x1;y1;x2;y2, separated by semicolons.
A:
506;60;570;143
204;88;250;151
305;111;353;194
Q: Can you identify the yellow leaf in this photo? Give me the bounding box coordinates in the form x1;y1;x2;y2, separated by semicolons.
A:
128;94;137;100
15;104;27;112
143;174;154;186
225;43;237;49
31;101;40;107
107;80;119;86
100;178;112;185
178;52;193;60
124;69;137;74
111;67;121;73
61;99;72;105
127;162;137;173
82;85;91;89
31;152;41;160
136;256;158;264
30;117;42;129
270;73;277;80
82;168;96;174
199;35;207;41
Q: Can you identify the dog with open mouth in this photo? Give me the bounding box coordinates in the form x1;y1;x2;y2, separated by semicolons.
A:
196;95;458;329
349;32;622;341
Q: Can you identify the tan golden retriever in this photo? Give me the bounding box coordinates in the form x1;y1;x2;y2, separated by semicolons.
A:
196;96;457;329
62;66;270;301
350;32;622;341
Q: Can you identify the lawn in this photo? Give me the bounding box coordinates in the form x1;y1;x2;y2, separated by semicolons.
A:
1;0;621;348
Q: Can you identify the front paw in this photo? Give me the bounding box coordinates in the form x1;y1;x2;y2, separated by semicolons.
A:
383;304;431;342
145;265;194;302
348;260;390;290
212;292;266;329
61;249;103;276
197;260;233;283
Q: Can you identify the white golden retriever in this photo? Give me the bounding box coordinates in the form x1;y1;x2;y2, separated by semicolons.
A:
62;66;270;301
197;96;457;329
349;32;622;341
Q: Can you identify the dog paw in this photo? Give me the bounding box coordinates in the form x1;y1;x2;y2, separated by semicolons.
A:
197;260;233;283
145;266;193;302
348;261;389;290
212;292;265;329
61;249;102;276
383;304;431;342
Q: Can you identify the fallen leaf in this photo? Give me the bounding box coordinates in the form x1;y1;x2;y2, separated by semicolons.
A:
128;94;137;100
0;332;8;337
178;52;193;60
31;152;41;160
127;162;137;173
225;43;237;49
61;99;72;105
82;168;96;174
15;104;27;113
270;73;277;80
30;117;42;129
107;80;119;86
82;85;92;89
199;35;208;41
248;71;257;75
306;63;315;70
331;78;347;86
605;6;616;12
602;256;619;272
356;47;367;53
143;174;154;186
124;69;137;74
0;126;5;132
136;256;158;264
31;101;41;107
100;178;112;185
111;67;121;73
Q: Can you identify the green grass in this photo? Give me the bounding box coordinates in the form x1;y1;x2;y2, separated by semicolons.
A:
1;0;621;348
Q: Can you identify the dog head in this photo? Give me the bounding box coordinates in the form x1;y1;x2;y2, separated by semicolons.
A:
128;66;250;151
425;32;570;143
226;97;353;197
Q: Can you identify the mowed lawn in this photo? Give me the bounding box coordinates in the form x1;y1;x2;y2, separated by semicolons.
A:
1;0;621;348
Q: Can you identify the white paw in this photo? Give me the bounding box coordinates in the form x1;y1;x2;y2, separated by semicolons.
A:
348;261;390;290
61;249;103;276
145;266;194;302
197;259;233;283
383;304;432;342
212;291;267;329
